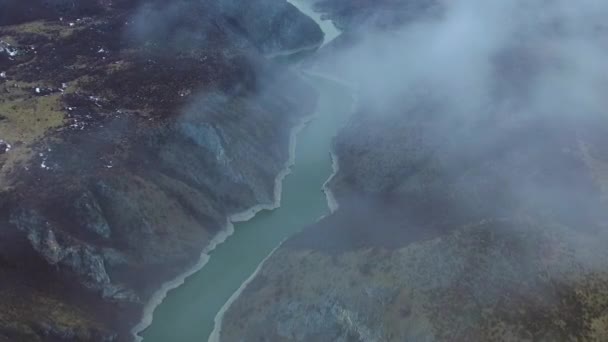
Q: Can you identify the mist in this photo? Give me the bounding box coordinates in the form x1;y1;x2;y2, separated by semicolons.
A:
321;0;608;118
304;0;608;262
121;0;608;340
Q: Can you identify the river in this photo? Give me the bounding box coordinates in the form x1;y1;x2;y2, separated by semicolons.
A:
286;0;340;46
139;3;347;341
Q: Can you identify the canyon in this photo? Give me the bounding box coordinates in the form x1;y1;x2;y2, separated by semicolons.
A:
2;1;608;342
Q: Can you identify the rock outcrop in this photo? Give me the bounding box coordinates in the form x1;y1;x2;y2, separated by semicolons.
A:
0;0;322;340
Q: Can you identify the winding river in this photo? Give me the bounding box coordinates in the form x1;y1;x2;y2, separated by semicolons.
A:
140;3;348;341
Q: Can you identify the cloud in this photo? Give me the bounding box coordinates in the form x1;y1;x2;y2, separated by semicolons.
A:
317;0;608;122
311;0;608;246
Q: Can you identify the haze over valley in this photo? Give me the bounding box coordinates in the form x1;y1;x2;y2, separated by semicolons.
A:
1;1;608;341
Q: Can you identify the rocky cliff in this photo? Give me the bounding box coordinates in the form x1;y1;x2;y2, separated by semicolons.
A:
0;0;322;341
219;1;608;341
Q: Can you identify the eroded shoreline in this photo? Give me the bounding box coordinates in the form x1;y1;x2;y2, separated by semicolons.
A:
208;71;356;341
208;243;281;342
203;2;352;339
131;113;313;341
135;3;347;340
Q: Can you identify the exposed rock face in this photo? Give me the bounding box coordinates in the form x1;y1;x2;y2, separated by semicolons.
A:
0;0;322;340
219;1;608;341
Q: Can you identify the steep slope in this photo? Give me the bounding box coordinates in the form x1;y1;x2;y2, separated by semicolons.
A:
219;1;608;341
0;0;322;341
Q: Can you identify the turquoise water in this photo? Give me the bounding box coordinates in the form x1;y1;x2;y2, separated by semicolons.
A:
286;0;341;46
141;75;353;342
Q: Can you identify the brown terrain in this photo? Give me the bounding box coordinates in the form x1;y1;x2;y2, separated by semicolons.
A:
0;0;322;341
219;1;608;341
